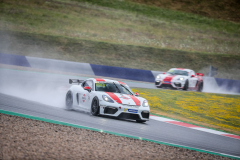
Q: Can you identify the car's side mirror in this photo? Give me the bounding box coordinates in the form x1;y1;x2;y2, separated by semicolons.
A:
135;92;139;96
191;75;195;77
84;86;91;92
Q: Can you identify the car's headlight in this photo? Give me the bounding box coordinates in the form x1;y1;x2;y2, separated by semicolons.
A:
102;95;114;103
177;77;185;81
156;75;162;79
142;100;149;107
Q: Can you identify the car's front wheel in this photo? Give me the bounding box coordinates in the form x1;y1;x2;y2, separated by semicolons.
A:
198;82;203;92
183;80;189;91
66;91;73;110
91;97;100;116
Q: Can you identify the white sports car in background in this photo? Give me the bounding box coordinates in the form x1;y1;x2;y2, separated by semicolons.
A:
66;78;150;123
155;68;204;92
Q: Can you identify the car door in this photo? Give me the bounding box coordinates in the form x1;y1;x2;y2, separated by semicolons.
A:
79;80;93;109
85;80;95;110
189;71;198;88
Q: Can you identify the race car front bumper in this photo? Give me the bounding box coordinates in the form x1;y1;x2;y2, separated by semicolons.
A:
155;80;184;89
99;102;150;121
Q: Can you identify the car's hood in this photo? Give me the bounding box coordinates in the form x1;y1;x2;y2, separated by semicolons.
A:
159;74;188;81
104;92;141;106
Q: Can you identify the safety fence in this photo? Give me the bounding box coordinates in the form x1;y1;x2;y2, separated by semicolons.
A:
0;53;239;92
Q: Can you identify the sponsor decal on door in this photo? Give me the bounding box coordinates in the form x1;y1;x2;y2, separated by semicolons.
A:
82;94;86;102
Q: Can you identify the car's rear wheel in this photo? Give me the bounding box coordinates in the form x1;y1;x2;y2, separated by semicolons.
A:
198;82;203;92
91;97;99;116
66;91;73;110
183;80;189;91
136;120;146;123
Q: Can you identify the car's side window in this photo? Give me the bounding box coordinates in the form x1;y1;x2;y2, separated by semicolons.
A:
82;81;86;87
82;81;89;88
83;80;94;90
87;80;94;90
192;71;196;76
81;81;85;87
190;71;194;77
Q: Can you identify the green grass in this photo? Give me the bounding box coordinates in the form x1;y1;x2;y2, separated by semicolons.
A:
1;0;240;55
132;88;240;135
0;0;240;79
128;0;240;23
1;30;240;80
74;0;240;34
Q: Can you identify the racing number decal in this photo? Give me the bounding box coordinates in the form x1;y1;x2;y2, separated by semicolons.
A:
82;94;90;103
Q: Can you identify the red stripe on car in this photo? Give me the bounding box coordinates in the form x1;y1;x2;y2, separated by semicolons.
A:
177;68;185;70
128;95;141;106
105;92;122;104
118;81;126;85
95;78;105;82
162;75;176;84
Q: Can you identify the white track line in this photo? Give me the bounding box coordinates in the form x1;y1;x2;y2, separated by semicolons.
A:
150;115;240;140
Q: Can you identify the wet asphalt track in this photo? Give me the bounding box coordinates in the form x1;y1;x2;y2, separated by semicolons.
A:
0;68;240;158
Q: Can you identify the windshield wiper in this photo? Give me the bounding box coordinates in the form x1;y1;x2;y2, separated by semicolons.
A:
113;82;121;93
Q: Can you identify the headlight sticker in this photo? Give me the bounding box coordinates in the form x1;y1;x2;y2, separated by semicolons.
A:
96;83;106;87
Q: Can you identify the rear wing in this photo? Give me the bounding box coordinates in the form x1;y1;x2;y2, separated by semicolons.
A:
69;79;84;85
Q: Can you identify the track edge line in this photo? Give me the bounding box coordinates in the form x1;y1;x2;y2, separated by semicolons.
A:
150;113;240;137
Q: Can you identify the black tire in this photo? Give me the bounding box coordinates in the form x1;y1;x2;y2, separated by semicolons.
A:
66;91;73;110
157;85;162;88
183;80;189;91
91;97;100;116
198;82;203;92
136;120;146;123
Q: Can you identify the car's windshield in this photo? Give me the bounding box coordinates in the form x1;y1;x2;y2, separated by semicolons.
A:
167;69;188;76
95;83;133;95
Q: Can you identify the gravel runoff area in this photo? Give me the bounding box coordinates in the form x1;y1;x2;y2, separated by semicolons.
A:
0;113;232;160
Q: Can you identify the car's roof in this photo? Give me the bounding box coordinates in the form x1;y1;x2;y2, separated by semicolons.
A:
87;78;127;85
169;68;193;72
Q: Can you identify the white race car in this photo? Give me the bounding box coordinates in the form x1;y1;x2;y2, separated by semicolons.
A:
155;68;204;91
66;78;150;123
